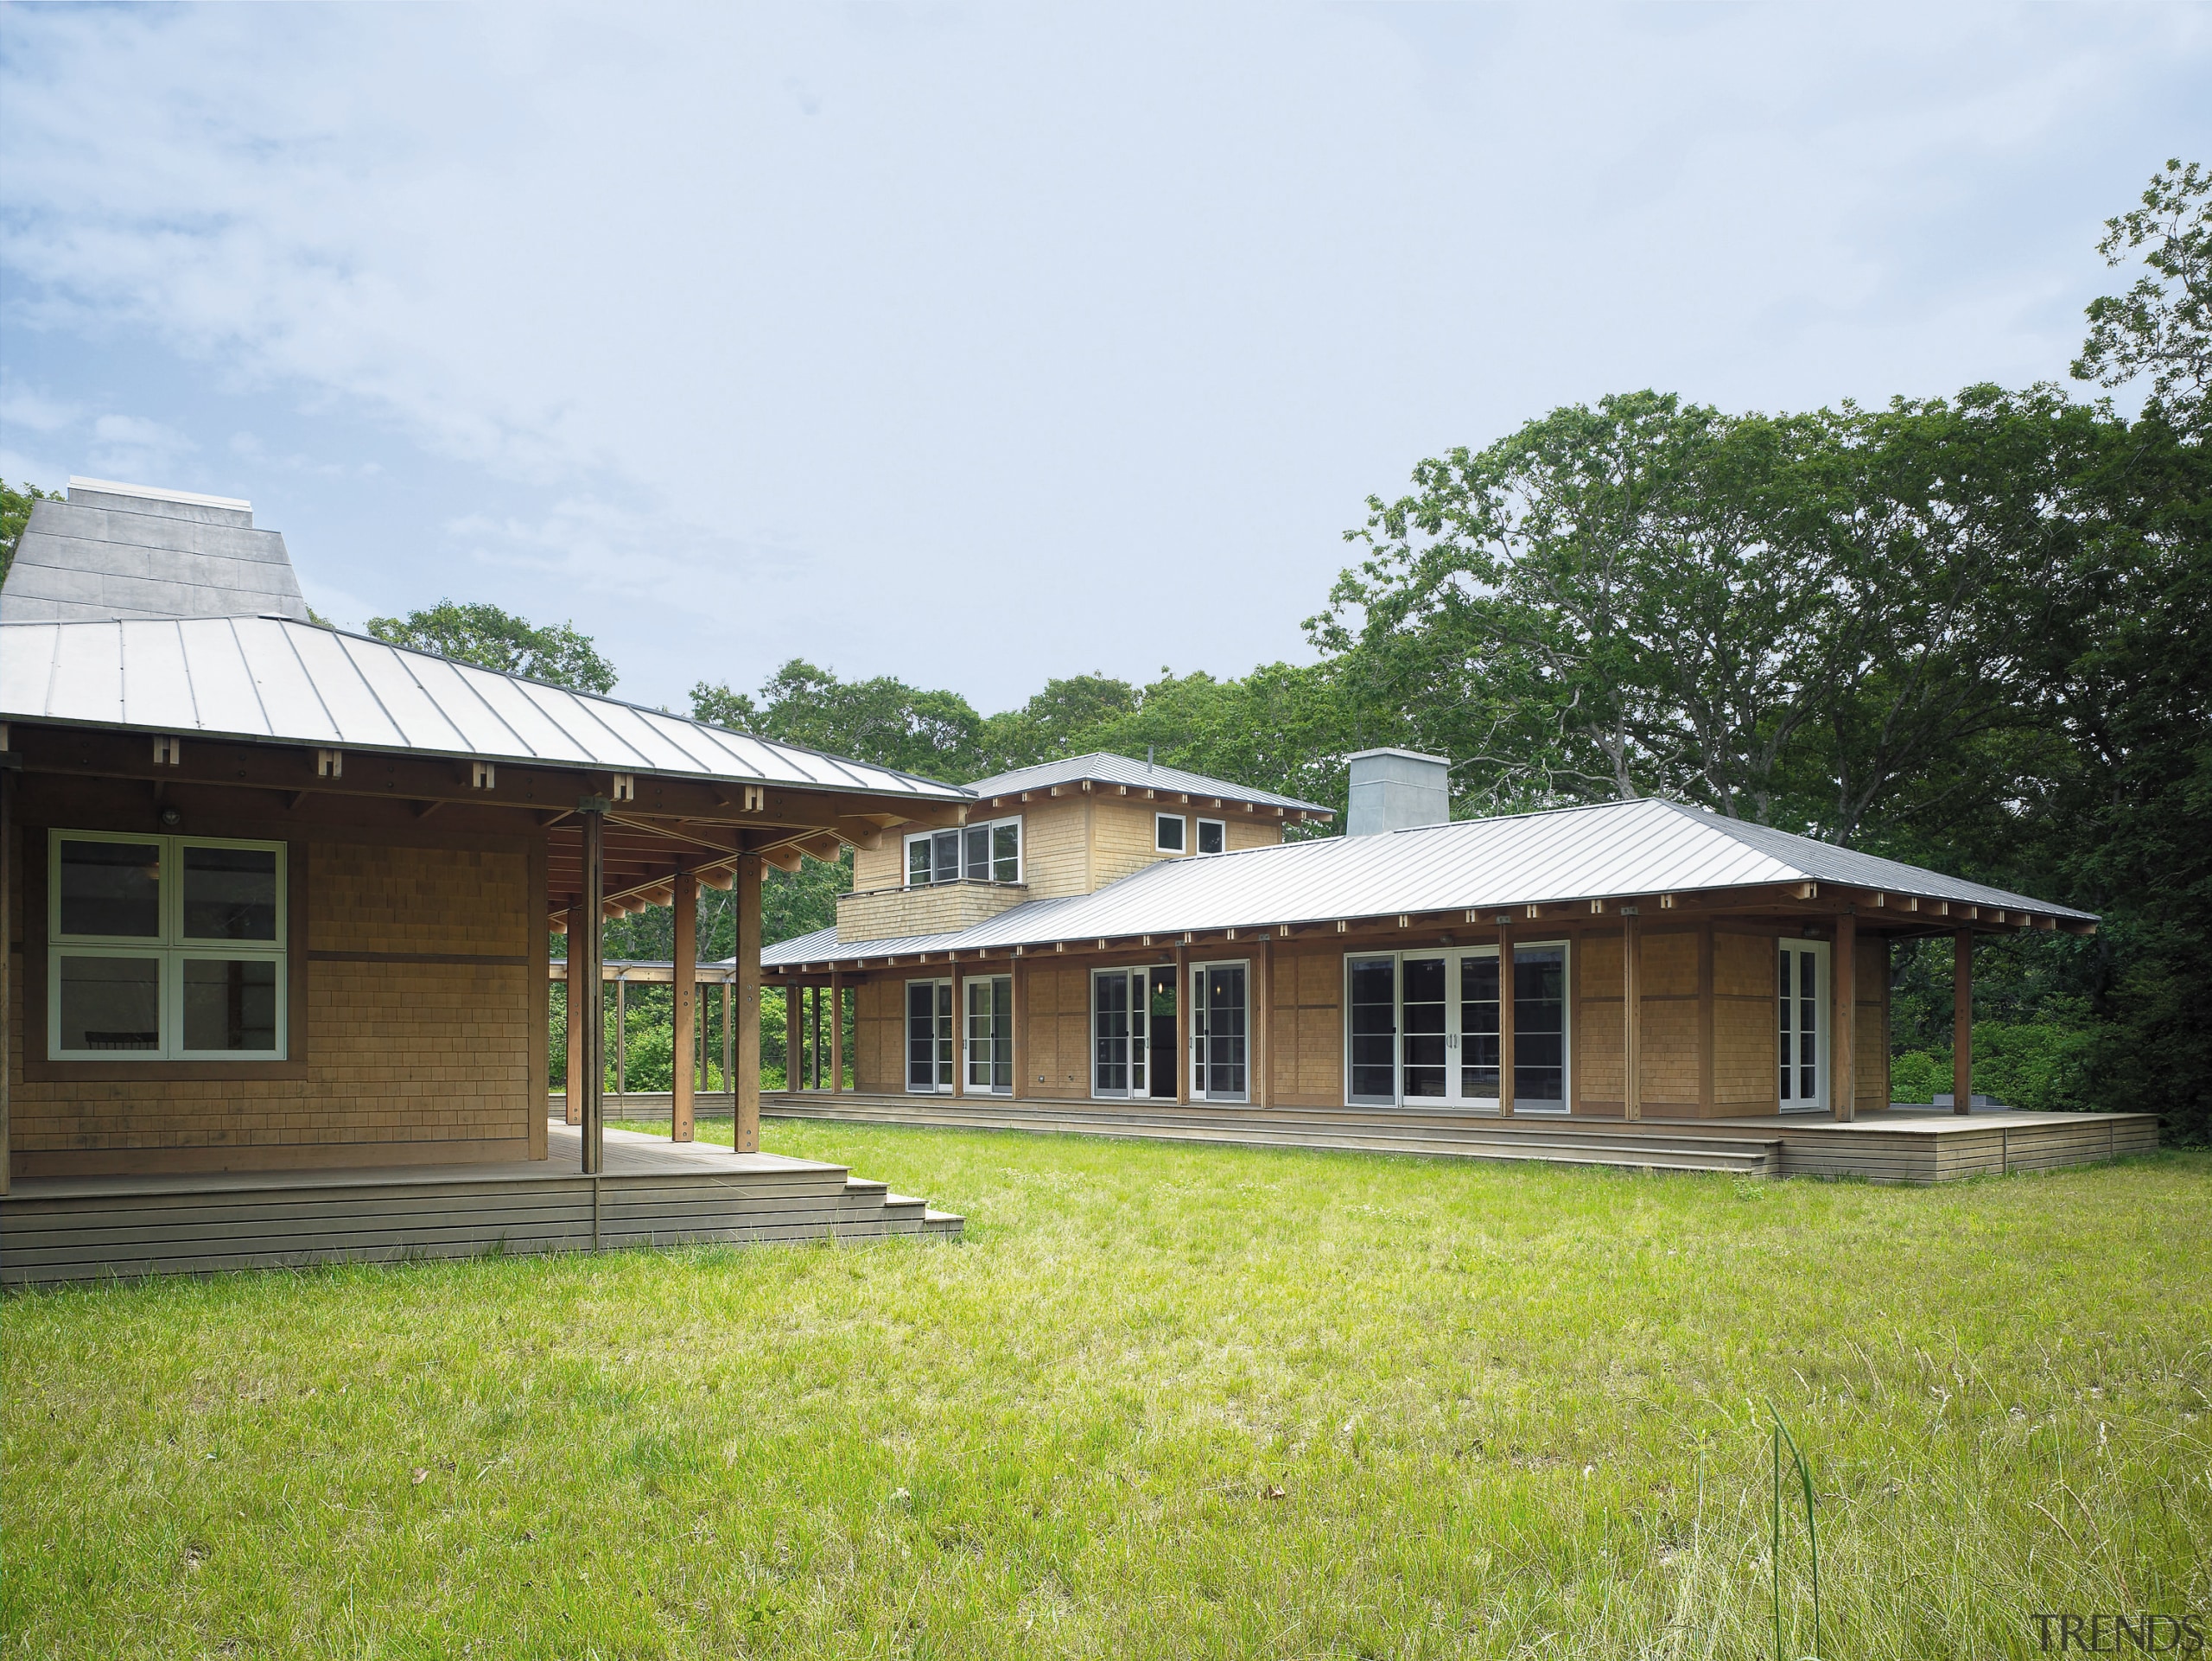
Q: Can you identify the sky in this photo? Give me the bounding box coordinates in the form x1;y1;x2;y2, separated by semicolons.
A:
3;3;2208;716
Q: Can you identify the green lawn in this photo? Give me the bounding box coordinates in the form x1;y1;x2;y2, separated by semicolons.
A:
5;1126;2208;1660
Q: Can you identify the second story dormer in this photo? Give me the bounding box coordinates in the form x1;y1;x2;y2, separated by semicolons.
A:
836;753;1332;942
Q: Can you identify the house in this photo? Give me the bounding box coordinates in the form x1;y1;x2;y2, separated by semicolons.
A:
0;478;964;1281
760;748;2159;1181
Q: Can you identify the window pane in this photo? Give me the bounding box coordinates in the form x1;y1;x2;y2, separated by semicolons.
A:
58;955;162;1050
931;830;960;885
1460;954;1499;1095
1402;957;1447;1098
1197;820;1224;856
58;839;162;939
907;982;936;1089
1348;958;1396;1099
908;839;931;886
1156;815;1185;852
994;822;1020;883
964;824;990;879
1512;947;1566;1104
182;958;280;1052
181;845;279;941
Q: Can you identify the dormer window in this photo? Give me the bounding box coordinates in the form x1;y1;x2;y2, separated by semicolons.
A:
1196;818;1226;856
1155;814;1186;853
907;817;1020;887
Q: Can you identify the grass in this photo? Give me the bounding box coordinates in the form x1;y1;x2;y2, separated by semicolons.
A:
4;1124;2208;1660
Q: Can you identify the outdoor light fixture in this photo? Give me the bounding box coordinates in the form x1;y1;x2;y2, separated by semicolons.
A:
159;806;181;827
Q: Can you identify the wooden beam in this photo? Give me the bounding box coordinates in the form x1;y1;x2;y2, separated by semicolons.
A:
1953;928;1973;1117
671;869;697;1142
734;855;762;1153
1621;910;1641;1123
1832;909;1857;1123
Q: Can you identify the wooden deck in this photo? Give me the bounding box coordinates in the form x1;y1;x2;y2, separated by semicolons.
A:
0;1125;962;1287
748;1091;2160;1185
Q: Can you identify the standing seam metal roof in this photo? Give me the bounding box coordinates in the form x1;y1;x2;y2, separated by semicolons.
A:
0;616;969;799
961;751;1331;813
760;795;2094;964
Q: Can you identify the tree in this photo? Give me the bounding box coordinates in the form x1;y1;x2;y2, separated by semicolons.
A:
691;659;982;780
975;674;1140;772
366;601;617;692
1;477;54;589
2072;158;2211;435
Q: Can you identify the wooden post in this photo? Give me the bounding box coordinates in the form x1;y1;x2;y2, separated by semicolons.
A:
1832;911;1857;1122
1173;944;1190;1104
578;804;607;1174
671;869;697;1142
734;854;761;1153
1621;912;1642;1122
563;908;586;1126
830;969;845;1096
1497;922;1516;1118
1254;939;1272;1107
0;749;12;1196
613;972;627;1102
1953;928;1974;1116
949;965;964;1098
784;977;802;1094
721;977;734;1106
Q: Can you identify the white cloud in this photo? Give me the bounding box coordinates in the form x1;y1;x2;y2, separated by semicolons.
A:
2;3;2207;708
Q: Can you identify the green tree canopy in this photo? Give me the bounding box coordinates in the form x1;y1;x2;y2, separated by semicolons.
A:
366;601;617;692
0;477;54;588
691;659;984;780
2072;157;2210;434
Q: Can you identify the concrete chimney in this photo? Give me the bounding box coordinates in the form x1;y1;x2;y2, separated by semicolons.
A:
1345;748;1450;837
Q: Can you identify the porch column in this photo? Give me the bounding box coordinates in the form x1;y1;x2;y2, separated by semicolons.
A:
1621;910;1642;1122
1173;944;1191;1104
830;968;846;1096
1497;920;1516;1118
1953;928;1974;1116
1;746;12;1196
613;971;628;1101
949;963;963;1098
563;907;587;1126
1253;938;1272;1107
671;869;697;1142
721;976;734;1110
785;977;802;1093
577;801;607;1174
1832;911;1857;1122
734;854;762;1154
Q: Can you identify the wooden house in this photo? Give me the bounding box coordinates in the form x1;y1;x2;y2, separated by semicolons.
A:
762;749;2159;1181
0;478;964;1281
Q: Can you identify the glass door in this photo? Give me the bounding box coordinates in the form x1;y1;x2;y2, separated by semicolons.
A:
1777;941;1828;1112
1346;955;1398;1105
966;974;1014;1094
1342;945;1571;1111
1190;960;1249;1101
1091;968;1147;1098
1401;954;1451;1101
906;978;954;1092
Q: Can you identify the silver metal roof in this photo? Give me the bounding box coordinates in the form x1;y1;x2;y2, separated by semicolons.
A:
0;479;311;626
963;750;1331;813
760;795;2093;965
0;615;969;799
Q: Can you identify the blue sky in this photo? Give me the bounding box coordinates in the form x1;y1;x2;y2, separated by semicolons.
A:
3;3;2207;713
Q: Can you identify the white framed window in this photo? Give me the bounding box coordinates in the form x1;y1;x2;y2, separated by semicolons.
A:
48;830;287;1060
1195;818;1226;856
1777;940;1830;1112
906;817;1020;888
965;974;1014;1094
1154;813;1186;854
906;977;955;1092
1343;944;1570;1111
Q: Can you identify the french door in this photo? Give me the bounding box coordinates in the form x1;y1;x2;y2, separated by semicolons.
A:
1091;968;1149;1098
1777;941;1829;1112
1345;946;1569;1111
1191;960;1248;1102
966;974;1014;1095
906;978;954;1093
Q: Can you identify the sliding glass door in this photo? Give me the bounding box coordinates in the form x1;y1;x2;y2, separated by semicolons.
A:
1777;940;1828;1113
1191;960;1248;1102
966;974;1014;1095
1344;945;1569;1111
906;978;954;1093
1091;968;1148;1098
